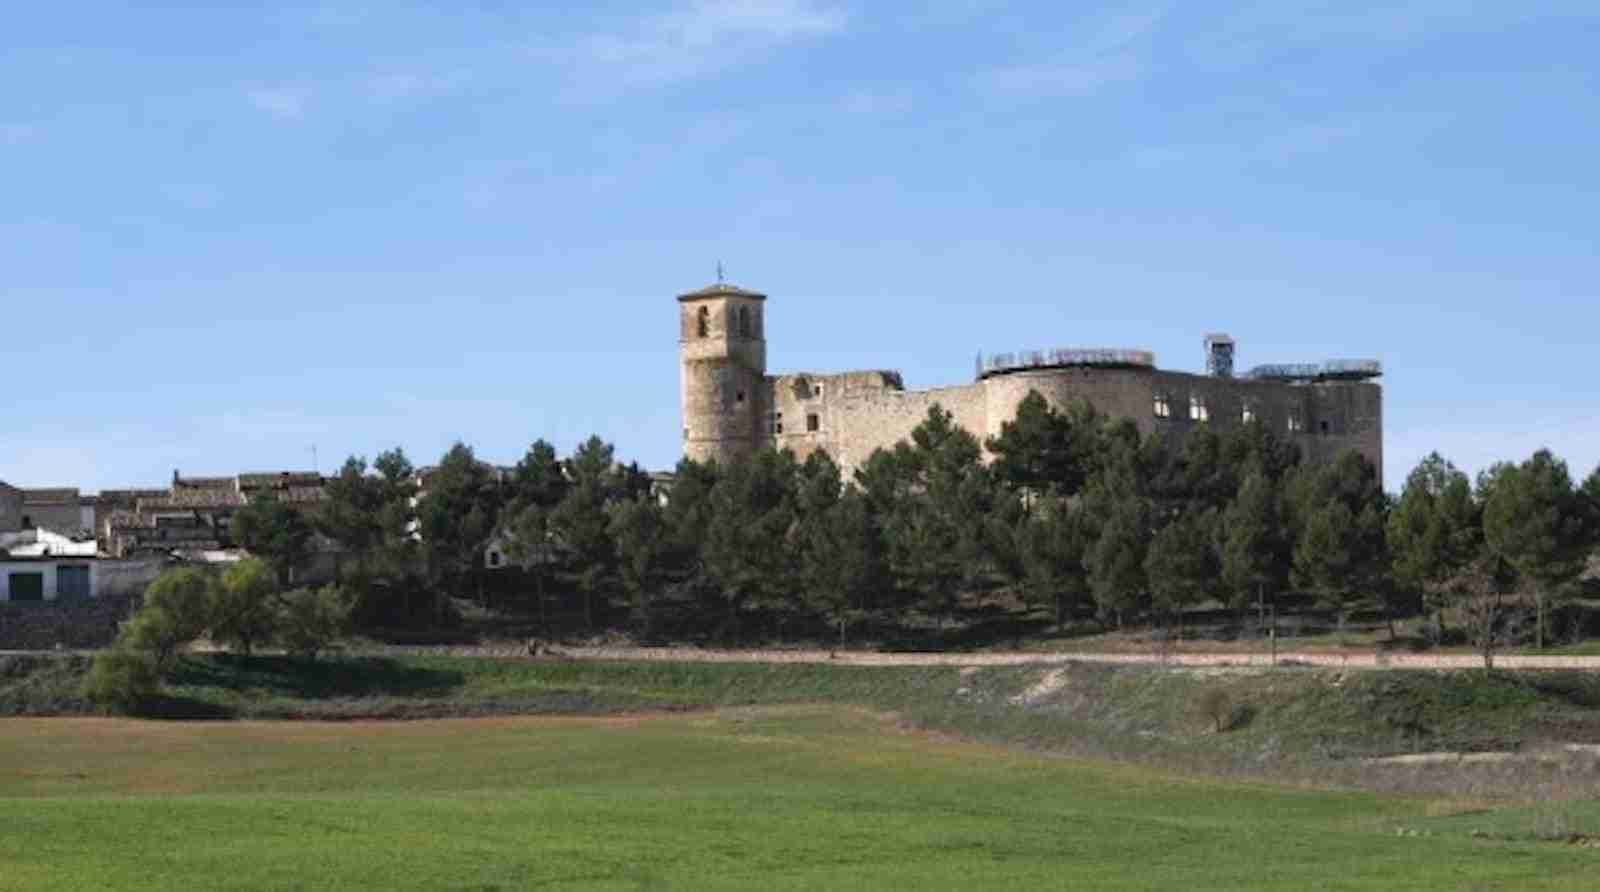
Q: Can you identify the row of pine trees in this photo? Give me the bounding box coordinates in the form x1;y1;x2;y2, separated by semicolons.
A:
244;390;1599;648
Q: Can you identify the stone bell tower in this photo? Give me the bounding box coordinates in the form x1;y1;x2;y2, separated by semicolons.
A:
679;281;768;466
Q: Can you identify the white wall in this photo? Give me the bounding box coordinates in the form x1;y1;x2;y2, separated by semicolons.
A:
0;559;166;601
0;561;95;602
94;559;166;598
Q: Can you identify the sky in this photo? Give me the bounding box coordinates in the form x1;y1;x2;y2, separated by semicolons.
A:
2;1;1598;493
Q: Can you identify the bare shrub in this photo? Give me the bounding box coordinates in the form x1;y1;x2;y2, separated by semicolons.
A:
1197;688;1233;732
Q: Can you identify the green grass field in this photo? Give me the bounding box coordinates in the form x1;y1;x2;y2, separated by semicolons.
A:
2;706;1596;891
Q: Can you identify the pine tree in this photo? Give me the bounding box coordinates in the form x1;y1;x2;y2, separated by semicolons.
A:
1387;452;1480;634
608;496;668;637
1220;470;1288;618
1014;497;1093;628
1144;508;1218;630
702;448;798;638
1483;450;1589;649
551;436;622;630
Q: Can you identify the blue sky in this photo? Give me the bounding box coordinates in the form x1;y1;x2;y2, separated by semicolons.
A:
3;2;1598;492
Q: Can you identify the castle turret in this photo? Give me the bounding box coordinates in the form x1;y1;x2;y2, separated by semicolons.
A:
1204;333;1235;378
679;282;768;466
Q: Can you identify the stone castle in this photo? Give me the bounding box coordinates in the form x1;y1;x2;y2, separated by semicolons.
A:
679;281;1384;480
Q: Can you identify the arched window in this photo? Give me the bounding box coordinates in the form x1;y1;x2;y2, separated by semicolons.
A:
696;306;709;338
738;306;750;338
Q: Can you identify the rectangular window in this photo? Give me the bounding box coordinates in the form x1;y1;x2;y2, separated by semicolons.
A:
1189;396;1209;422
8;572;44;602
806;413;820;432
1288;410;1304;433
1153;395;1171;418
812;385;822;397
767;412;784;435
1319;420;1330;434
57;566;91;599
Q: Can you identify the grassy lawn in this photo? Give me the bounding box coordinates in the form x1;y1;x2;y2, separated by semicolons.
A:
2;707;1594;891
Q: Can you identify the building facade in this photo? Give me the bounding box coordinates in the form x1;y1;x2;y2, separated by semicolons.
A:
679;282;1383;481
0;482;21;533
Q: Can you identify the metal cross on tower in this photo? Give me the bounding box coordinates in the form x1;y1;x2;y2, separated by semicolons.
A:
716;261;724;283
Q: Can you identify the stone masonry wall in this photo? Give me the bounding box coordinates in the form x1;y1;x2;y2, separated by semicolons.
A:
758;365;1383;484
767;371;988;479
0;594;137;650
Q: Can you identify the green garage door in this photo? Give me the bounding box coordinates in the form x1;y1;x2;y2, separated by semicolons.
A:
58;566;91;599
9;572;44;602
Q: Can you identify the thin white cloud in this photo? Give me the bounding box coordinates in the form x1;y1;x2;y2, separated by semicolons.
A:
162;183;225;210
551;0;848;94
978;53;1144;97
247;87;309;120
1;124;38;145
1190;1;1600;69
838;88;915;117
1131;119;1363;170
975;6;1166;98
365;70;472;102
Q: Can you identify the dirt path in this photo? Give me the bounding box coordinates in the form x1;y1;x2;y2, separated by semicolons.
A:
375;643;1600;671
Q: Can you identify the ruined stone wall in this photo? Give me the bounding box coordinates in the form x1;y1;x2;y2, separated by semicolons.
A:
982;366;1159;438
764;371;988;478
1146;370;1382;479
1300;380;1383;476
754;365;1383;484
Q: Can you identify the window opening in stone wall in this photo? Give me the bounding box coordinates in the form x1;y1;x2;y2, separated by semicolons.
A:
1320;420;1330;434
767;412;783;435
735;390;745;404
1241;404;1255;424
738;307;750;338
696;306;709;338
489;552;501;568
1190;396;1209;422
1153;395;1170;418
1288;410;1304;433
813;384;822;397
807;413;820;432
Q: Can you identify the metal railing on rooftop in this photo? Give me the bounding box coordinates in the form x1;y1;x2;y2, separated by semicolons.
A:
978;348;1156;379
1244;359;1382;381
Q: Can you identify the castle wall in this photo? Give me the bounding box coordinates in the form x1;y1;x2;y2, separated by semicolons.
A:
983;366;1159;439
1299;380;1383;474
765;371;987;478
762;366;1382;483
